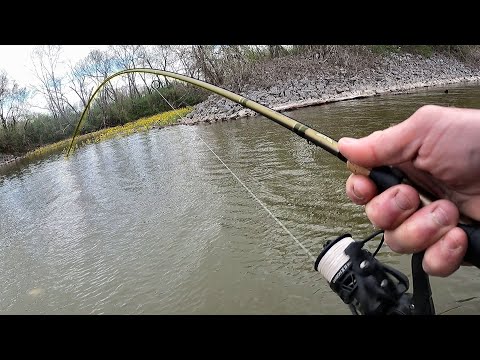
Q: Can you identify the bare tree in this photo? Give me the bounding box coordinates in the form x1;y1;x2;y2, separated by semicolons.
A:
133;45;155;93
83;49;118;100
0;70;28;130
171;46;199;78
188;45;254;90
31;45;77;132
67;57;94;110
136;45;177;90
81;48;121;128
268;45;287;58
109;45;143;97
191;45;225;85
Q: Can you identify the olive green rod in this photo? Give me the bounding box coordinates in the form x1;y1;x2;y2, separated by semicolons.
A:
67;68;346;162
66;68;435;205
67;68;479;236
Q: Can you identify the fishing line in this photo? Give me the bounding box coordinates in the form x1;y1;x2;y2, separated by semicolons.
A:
151;81;315;262
67;68;480;273
67;68;479;314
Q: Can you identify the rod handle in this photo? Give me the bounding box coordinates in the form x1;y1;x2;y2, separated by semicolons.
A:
348;162;480;269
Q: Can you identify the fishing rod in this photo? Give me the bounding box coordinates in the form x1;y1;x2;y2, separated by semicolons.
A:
68;68;480;315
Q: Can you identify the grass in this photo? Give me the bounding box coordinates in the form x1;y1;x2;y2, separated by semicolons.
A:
23;107;192;162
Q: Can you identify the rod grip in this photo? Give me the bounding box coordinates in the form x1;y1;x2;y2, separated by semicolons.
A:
366;165;480;270
458;224;480;268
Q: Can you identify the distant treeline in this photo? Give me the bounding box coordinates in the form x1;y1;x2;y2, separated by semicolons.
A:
1;45;479;155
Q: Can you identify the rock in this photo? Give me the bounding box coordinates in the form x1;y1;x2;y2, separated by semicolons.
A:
177;52;480;126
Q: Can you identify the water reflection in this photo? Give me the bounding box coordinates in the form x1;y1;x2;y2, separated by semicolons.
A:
1;83;480;314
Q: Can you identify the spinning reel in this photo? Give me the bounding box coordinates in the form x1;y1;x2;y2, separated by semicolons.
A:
315;231;435;315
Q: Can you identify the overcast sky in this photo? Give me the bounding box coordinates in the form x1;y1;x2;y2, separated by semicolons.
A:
0;45;110;111
0;45;109;86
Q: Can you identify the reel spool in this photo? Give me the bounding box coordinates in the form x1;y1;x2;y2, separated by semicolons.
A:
314;233;425;315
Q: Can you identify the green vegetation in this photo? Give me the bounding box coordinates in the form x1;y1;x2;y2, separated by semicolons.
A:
0;82;206;155
23;107;192;162
1;45;479;159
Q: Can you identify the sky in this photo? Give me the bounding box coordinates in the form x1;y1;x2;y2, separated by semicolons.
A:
0;45;110;112
0;45;109;87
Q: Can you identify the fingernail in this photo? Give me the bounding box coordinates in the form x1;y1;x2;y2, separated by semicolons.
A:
394;190;412;210
431;206;449;226
445;232;462;251
447;237;461;251
339;137;357;145
352;185;364;201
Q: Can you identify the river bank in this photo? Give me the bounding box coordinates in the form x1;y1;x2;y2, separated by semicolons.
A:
0;109;190;172
180;52;480;125
0;154;17;166
2;51;480;169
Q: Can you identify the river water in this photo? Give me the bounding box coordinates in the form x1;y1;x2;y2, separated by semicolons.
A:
1;84;480;314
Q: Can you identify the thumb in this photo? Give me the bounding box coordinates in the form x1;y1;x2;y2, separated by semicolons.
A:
337;116;427;168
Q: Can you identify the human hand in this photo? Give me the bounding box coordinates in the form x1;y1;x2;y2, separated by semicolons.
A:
338;105;480;277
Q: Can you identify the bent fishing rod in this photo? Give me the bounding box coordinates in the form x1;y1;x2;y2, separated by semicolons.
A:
68;68;480;314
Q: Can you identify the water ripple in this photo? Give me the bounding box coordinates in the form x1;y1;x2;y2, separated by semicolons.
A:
2;85;480;314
